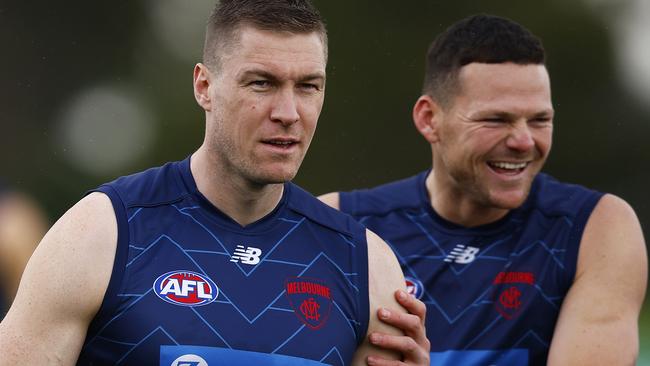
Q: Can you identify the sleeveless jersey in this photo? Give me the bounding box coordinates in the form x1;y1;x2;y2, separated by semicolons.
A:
339;171;603;366
78;158;370;366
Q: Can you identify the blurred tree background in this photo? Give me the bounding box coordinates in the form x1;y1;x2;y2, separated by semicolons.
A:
2;0;649;361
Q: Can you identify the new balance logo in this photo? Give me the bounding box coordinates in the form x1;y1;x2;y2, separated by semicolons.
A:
230;245;262;265
444;244;480;264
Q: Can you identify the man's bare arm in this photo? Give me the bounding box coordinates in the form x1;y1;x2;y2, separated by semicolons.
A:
0;192;48;303
548;194;647;365
367;290;430;365
320;192;430;365
0;193;117;365
352;229;408;365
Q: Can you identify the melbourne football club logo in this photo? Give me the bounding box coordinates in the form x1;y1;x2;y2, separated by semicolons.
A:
492;271;535;319
153;270;219;307
405;276;424;299
285;277;333;330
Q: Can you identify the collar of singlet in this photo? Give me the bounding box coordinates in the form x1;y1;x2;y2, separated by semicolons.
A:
175;156;291;234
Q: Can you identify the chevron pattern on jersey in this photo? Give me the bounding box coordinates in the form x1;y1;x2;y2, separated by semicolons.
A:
340;171;602;366
79;160;368;366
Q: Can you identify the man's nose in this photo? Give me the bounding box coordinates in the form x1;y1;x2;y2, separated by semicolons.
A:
506;120;534;152
270;88;300;126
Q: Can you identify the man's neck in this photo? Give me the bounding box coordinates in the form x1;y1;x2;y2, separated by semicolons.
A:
425;170;510;228
190;149;284;227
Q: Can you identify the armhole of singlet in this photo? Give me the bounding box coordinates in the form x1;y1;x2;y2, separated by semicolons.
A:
83;185;131;340
339;191;358;216
565;192;605;285
354;226;370;346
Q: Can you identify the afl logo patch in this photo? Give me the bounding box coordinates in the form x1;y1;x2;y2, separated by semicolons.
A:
153;270;219;307
405;276;424;299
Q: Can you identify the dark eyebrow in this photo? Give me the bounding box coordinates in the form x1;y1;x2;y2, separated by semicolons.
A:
493;111;515;119
472;109;555;120
238;69;325;84
471;111;515;120
531;109;555;118
238;69;279;83
298;73;326;84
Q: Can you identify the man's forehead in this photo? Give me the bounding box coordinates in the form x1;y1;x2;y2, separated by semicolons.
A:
220;27;326;79
458;62;549;81
226;25;326;62
456;63;549;95
450;63;552;113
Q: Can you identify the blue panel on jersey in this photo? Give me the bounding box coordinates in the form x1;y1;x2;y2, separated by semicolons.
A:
161;345;328;365
429;349;528;365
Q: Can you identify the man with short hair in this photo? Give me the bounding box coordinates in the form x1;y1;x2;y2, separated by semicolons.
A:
0;1;429;364
320;14;647;365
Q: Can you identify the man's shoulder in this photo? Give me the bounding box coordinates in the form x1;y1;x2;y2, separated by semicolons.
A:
338;171;428;217
528;173;604;217
287;183;366;238
94;159;189;207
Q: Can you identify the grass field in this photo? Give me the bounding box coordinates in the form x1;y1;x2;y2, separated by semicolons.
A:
640;302;650;365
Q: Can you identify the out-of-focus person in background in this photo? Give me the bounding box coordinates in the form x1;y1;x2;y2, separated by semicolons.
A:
0;181;48;317
0;0;430;365
321;14;647;366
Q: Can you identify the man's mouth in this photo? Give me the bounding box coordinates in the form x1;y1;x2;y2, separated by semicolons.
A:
487;161;528;174
262;138;299;149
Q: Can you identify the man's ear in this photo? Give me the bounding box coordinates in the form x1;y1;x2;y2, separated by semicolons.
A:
413;95;442;143
193;63;212;111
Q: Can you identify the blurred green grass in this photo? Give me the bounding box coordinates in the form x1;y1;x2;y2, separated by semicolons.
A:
640;300;650;365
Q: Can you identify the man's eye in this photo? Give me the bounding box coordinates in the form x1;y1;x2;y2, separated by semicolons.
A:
483;117;505;123
299;83;320;91
249;80;271;89
530;117;551;123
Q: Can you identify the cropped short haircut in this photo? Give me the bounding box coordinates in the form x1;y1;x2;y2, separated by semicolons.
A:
423;14;545;107
203;0;328;69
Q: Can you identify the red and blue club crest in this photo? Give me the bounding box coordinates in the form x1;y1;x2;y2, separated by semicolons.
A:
285;277;333;330
153;270;219;307
492;271;535;319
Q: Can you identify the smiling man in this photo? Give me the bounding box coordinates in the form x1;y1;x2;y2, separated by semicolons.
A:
320;14;647;365
0;1;430;365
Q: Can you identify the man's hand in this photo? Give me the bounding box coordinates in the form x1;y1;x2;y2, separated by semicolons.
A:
367;290;430;365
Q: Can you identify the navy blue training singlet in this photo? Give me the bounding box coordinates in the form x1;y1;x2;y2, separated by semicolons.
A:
78;158;370;365
339;171;603;366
